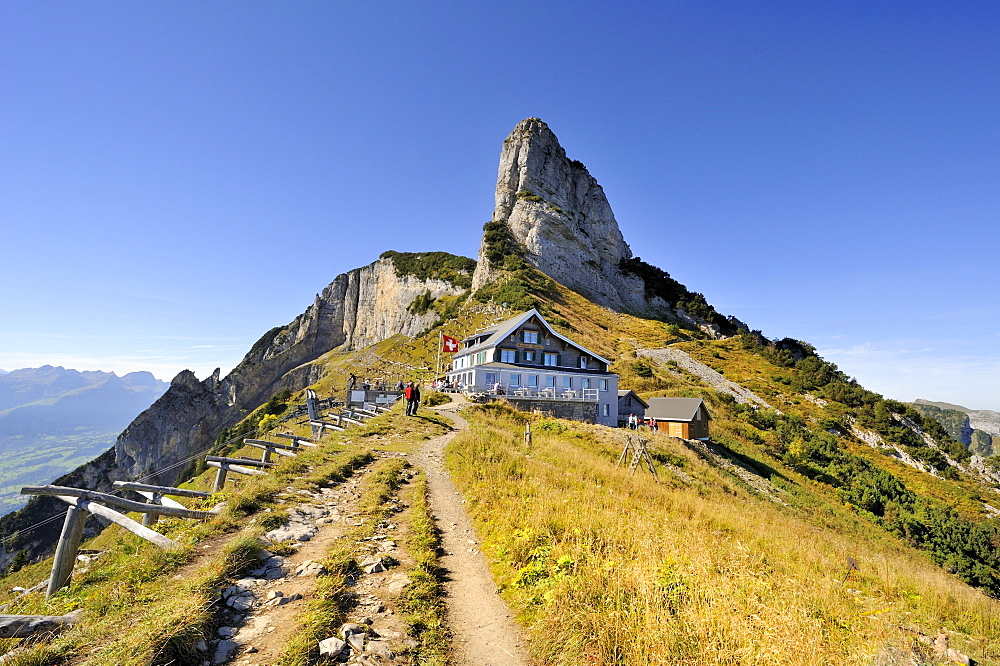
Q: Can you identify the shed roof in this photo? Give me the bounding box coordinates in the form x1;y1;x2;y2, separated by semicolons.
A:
645;397;710;422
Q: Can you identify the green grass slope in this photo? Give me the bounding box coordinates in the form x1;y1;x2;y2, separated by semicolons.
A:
5;264;1000;664
369;268;1000;663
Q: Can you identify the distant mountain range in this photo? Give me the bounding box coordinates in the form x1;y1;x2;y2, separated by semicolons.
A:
0;366;168;516
912;399;999;458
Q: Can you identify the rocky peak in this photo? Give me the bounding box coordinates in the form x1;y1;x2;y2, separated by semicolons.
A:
471;119;658;314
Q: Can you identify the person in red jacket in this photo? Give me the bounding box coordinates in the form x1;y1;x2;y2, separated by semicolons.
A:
404;381;421;416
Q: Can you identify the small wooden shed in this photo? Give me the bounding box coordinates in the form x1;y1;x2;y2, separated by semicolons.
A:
645;397;711;440
617;390;648;427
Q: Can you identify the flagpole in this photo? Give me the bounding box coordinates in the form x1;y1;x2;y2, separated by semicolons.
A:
436;330;442;379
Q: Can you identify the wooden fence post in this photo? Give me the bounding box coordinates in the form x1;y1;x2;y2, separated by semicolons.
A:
47;505;88;598
213;467;229;493
141;492;162;527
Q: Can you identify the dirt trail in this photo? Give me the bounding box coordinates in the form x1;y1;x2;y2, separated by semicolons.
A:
213;457;417;666
415;399;531;666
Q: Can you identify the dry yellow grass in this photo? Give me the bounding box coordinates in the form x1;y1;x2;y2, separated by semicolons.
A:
446;405;1000;665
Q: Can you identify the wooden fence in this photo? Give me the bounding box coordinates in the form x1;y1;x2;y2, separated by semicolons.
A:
3;389;388;639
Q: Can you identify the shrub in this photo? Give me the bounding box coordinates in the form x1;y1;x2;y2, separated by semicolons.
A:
535;420;567;434
258;414;279;432
631;359;654;378
482;220;526;266
423;391;450;407
380;250;477;289
408;290;436;315
619;257;732;333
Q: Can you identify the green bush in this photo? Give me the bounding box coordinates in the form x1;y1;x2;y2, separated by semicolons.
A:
619;257;732;333
381;250;477;289
257;414;280;432
408;290;436;315
423;391;451;407
535;420;567;434
482;220;526;266
631;359;654;378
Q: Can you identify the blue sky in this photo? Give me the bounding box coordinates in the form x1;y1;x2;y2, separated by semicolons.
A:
1;2;997;409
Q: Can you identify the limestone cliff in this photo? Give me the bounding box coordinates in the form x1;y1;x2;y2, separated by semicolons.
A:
115;255;469;483
472;118;652;313
0;255;470;567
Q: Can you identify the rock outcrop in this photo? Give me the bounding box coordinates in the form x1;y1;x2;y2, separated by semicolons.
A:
115;255;468;483
0;255;470;567
471;118;664;315
912;399;998;457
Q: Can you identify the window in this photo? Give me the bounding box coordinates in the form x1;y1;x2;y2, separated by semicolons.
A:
485;372;497;386
510;373;521;387
523;350;536;362
599;379;608;391
543;353;559;366
602;404;610;417
563;376;573;389
476;352;485;365
500;349;517;363
582;378;592;389
528;375;538;387
545;375;556;388
522;330;539;344
579;357;588;369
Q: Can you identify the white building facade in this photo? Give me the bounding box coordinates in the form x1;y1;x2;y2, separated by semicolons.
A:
445;310;620;427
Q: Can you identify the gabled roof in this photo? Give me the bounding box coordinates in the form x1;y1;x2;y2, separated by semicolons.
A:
458;309;611;365
645;397;710;422
617;390;649;408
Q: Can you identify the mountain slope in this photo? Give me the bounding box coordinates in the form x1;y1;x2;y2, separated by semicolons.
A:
0;253;472;568
1;117;1000;663
0;367;167;516
914;398;999;458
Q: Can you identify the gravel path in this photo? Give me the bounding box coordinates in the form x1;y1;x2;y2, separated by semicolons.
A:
638;347;775;410
416;400;531;666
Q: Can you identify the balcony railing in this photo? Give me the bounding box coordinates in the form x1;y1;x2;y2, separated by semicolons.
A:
463;385;599;402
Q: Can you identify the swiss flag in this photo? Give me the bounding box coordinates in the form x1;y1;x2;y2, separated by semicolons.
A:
442;335;460;353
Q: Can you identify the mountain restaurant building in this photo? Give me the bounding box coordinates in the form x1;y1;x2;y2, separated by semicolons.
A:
645;397;711;440
445;309;620;427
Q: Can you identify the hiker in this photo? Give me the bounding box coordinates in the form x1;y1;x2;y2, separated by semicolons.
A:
396;380;404;391
404;381;421;416
348;373;357;390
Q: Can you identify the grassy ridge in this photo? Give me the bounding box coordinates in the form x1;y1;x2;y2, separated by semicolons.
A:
446;404;1000;664
0;425;379;665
